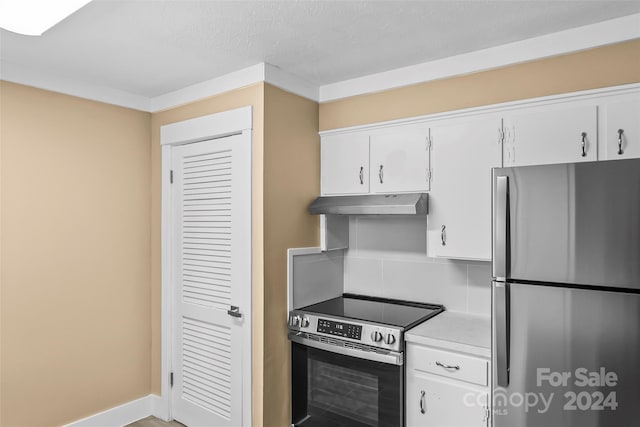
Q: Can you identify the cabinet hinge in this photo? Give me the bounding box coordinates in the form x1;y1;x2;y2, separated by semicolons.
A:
170;170;174;184
170;372;174;388
427;135;432;151
427;168;432;182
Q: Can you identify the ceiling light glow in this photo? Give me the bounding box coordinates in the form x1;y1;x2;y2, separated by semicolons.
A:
0;0;92;36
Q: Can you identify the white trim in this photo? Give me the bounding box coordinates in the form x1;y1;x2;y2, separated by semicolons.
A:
318;13;640;103
150;394;170;422
320;83;640;136
150;63;266;112
3;13;638;111
4;13;638;111
160;106;253;427
152;63;320;111
160;106;252;145
0;60;151;111
62;395;155;427
159;142;173;423
264;63;319;101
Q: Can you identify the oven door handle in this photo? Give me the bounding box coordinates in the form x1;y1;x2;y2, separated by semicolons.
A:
289;332;404;366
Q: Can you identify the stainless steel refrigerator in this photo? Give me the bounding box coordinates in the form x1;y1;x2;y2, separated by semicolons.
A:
492;159;640;427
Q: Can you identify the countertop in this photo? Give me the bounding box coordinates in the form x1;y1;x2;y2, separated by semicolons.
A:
405;311;491;358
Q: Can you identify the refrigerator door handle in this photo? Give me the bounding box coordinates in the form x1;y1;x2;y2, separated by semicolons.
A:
493;175;509;280
495;282;510;387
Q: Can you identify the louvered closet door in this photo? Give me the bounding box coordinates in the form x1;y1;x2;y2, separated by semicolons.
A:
171;133;250;427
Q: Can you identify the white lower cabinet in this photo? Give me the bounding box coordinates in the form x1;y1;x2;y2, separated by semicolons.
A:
407;373;490;427
406;343;491;427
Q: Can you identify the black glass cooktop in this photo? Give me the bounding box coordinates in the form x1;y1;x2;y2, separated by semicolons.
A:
300;294;444;329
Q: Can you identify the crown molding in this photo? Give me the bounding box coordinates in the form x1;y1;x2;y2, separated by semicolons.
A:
264;63;319;101
150;63;320;112
2;13;638;111
149;63;266;112
0;60;151;111
318;13;640;103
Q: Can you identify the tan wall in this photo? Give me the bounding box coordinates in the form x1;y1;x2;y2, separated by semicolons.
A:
262;84;319;427
0;81;152;426
149;84;266;425
320;39;640;131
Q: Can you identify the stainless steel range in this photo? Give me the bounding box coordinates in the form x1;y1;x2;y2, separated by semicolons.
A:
289;294;444;427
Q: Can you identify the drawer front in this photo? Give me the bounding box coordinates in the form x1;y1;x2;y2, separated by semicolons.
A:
407;344;489;386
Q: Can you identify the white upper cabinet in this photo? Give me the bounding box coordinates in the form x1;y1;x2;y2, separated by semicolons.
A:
427;118;502;261
602;97;640;160
321;133;369;195
370;128;430;193
321;126;430;195
504;105;597;166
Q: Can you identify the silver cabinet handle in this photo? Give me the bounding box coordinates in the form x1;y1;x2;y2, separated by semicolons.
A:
227;305;242;318
581;132;587;157
618;129;624;155
436;361;460;370
420;390;426;414
378;165;384;184
441;225;446;246
359;166;364;184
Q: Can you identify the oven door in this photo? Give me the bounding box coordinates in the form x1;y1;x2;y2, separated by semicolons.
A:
291;335;403;427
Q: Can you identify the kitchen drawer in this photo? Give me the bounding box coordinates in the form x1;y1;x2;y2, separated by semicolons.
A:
407;344;489;386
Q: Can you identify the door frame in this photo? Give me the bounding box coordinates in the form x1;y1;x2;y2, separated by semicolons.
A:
159;106;253;424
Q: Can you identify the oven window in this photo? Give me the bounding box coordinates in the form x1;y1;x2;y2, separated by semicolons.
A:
292;344;402;427
308;359;379;426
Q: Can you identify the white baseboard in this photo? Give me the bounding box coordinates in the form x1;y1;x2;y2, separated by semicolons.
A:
63;394;166;427
150;393;170;421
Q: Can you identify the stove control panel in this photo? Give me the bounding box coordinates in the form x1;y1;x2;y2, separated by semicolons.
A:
317;318;362;340
287;310;403;351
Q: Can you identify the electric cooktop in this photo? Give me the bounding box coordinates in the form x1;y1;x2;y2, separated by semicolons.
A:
300;293;444;330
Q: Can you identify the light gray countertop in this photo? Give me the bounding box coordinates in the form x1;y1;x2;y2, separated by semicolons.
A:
405;311;491;358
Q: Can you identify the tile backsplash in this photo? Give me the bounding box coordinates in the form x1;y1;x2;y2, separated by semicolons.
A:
344;216;492;316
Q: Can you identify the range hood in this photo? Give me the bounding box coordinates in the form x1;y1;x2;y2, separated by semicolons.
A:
308;193;428;215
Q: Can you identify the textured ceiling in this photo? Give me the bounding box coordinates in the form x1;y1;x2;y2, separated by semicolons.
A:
1;0;640;98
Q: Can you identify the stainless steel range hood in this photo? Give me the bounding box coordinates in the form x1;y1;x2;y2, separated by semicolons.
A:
308;193;428;215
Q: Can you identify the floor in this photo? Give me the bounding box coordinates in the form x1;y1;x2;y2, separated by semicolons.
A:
126;416;185;427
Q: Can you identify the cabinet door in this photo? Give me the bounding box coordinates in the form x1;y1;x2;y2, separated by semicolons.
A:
370;128;430;193
504;105;597;166
406;371;489;427
321;133;369;195
602;98;640;160
427;120;502;260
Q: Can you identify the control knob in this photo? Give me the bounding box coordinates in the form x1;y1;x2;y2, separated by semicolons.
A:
371;331;384;342
300;316;310;328
385;333;396;345
289;315;301;327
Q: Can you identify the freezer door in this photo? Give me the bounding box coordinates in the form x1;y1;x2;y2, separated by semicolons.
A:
492;159;640;289
492;281;640;427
